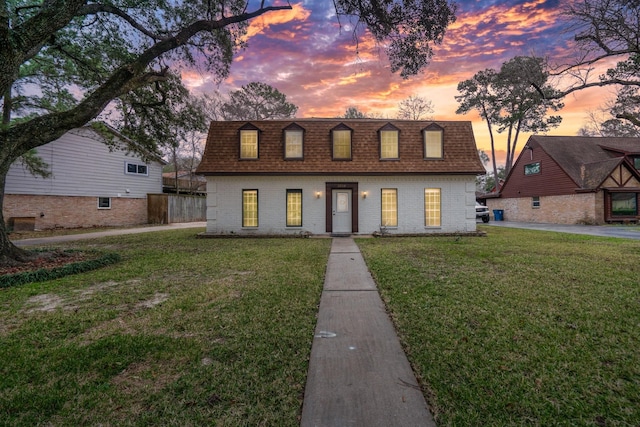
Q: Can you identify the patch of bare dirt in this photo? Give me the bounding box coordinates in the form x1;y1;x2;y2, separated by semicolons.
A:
0;250;96;275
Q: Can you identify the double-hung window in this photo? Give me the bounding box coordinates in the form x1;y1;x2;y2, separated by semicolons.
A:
240;127;259;159
424;188;441;227
380;125;399;160
381;189;398;227
242;190;258;227
286;190;302;227
332;124;352;160
284;125;304;159
423;124;444;159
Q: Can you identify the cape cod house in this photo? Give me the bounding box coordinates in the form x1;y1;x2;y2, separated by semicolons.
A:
4;125;164;231
196;119;485;236
486;135;640;224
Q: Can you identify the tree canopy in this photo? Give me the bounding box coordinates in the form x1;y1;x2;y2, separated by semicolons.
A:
456;56;564;186
221;82;297;120
552;0;640;128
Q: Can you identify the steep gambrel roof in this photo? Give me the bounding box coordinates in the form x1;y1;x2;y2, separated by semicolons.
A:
196;119;485;176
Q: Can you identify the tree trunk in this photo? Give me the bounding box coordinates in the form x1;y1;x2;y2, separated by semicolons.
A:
0;163;31;265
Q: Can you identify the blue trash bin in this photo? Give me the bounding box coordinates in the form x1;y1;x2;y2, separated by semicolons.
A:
493;209;504;221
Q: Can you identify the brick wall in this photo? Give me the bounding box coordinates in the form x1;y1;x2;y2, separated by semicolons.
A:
487;192;603;225
205;175;477;235
4;194;148;230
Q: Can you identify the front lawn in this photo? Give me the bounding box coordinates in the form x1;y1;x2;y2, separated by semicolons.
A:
357;227;640;426
0;230;331;426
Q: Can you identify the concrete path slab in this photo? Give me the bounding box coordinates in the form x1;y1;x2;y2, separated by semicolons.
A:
301;238;435;427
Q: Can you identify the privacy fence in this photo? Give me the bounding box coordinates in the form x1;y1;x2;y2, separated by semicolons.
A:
147;193;206;224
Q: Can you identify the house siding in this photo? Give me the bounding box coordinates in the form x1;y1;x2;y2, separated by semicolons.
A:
205;175;477;235
487;192;603;225
5;128;162;198
500;141;578;198
4;127;163;229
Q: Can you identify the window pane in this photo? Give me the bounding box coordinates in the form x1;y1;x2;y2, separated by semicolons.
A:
424;131;443;158
137;164;148;175
380;130;399;159
525;162;540;175
127;163;137;173
381;189;398;227
287;190;302;227
635;158;640;169
98;197;111;209
285;130;303;158
611;193;637;216
241;130;258;159
333;130;351;159
243;190;258;227
425;188;441;226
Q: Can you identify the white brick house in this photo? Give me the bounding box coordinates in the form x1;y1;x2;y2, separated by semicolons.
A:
196;119;485;236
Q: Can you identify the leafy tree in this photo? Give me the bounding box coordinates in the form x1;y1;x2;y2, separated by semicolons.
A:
397;95;434;120
0;0;457;263
342;107;368;118
456;56;564;186
221;82;297;120
548;0;640;128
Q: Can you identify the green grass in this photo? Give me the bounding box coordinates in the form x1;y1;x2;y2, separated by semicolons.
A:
0;230;331;426
357;227;640;426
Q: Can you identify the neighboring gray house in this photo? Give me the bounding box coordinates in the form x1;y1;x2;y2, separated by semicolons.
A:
4;125;164;230
196;119;485;236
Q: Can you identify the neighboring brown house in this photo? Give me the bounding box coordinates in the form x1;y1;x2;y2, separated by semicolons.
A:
487;135;640;224
196;119;485;236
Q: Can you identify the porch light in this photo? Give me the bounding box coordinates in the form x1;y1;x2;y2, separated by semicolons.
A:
362;191;368;199
315;191;322;199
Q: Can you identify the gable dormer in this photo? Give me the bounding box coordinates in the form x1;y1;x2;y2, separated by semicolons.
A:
238;123;260;160
422;123;444;159
331;123;353;160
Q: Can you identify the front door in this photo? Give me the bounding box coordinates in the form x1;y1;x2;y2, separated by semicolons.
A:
332;189;352;234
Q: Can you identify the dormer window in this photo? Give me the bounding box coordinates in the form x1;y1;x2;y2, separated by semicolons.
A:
379;123;399;160
423;124;443;159
284;124;304;159
239;124;259;159
332;124;352;160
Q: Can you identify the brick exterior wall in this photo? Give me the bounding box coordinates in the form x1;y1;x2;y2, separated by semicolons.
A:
487;192;604;225
205;175;477;235
4;194;148;230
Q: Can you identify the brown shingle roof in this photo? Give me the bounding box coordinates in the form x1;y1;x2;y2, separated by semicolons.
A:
196;119;485;175
528;135;640;189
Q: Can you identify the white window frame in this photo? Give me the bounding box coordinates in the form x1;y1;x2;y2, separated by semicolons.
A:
381;188;398;227
125;161;149;176
532;196;540;208
97;197;111;209
424;188;441;227
285;129;304;159
423;129;443;159
240;129;259;159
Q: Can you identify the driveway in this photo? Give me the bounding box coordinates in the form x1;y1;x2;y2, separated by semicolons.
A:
485;221;640;240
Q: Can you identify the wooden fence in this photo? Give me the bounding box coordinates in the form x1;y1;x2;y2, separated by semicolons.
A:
147;193;206;224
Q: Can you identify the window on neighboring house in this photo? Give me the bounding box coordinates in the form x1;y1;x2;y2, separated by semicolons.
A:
125;161;148;176
381;189;398;227
532;196;540;208
525;162;541;175
611;192;637;216
379;125;399;159
284;125;304;159
242;190;258;227
240;128;259;159
332;125;352;160
97;197;111;209
423;125;444;159
286;189;302;227
424;188;441;227
634;158;640;170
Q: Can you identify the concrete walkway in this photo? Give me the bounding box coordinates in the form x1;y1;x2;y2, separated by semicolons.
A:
301;238;435;427
12;222;206;247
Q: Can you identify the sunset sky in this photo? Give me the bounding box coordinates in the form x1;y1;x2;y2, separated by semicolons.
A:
183;0;615;166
